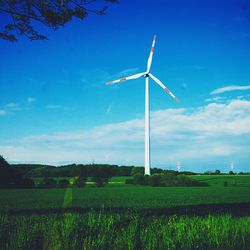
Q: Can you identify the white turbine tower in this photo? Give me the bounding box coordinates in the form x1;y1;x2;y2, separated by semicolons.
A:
106;35;179;175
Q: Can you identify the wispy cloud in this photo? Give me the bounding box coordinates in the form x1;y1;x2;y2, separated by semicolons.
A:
205;96;226;103
1;99;250;170
81;67;139;87
118;68;139;76
0;110;8;116
81;68;111;87
46;104;61;109
106;103;113;115
0;103;22;115
27;97;36;103
210;85;250;95
5;103;21;111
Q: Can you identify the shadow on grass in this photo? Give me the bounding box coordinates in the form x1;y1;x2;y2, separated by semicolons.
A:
3;202;250;217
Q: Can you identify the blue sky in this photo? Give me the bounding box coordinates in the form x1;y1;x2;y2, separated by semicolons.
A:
1;0;250;172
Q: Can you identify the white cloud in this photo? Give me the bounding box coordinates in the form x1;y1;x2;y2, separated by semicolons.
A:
27;97;36;103
1;99;250;170
205;96;226;103
210;85;250;95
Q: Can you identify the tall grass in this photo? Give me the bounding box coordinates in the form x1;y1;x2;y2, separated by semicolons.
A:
0;212;249;250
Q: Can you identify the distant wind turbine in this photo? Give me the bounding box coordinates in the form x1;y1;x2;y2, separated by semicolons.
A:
176;161;181;172
230;162;234;171
106;35;179;175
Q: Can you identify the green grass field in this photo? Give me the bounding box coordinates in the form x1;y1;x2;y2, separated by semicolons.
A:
0;175;250;249
1;212;249;250
0;175;249;212
0;186;250;212
191;175;250;187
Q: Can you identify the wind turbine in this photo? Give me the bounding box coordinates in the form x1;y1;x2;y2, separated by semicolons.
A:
106;35;179;175
176;161;181;172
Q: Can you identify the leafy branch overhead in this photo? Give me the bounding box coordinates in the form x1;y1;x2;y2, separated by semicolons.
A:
0;0;118;41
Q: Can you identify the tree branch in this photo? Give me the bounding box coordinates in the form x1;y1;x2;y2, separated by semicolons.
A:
0;0;118;41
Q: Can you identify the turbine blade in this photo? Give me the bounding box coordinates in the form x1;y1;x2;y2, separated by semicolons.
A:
147;35;156;72
149;73;180;102
106;72;145;85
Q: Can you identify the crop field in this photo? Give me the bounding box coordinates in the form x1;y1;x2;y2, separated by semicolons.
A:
0;175;250;249
0;175;249;213
0;186;250;213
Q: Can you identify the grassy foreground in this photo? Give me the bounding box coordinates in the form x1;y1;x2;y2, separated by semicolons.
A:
1;175;249;249
0;211;249;250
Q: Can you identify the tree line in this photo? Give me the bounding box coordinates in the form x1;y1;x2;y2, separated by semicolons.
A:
1;155;248;188
0;155;198;188
11;163;197;178
126;173;208;187
0;156;115;188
